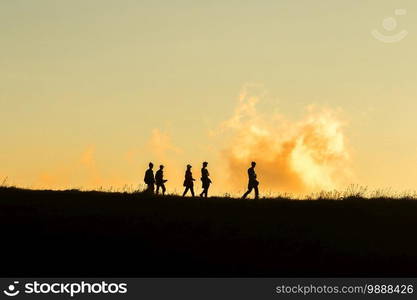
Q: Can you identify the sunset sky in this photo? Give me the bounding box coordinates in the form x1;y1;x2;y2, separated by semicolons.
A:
1;0;417;195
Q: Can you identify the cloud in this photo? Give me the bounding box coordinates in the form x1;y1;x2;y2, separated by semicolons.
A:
147;129;182;159
36;146;103;189
80;146;96;168
215;85;353;194
144;129;184;193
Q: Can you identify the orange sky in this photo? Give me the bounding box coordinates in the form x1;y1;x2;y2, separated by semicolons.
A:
1;1;417;196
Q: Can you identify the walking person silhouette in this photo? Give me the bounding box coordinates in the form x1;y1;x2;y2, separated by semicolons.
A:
242;161;259;199
182;164;195;197
155;165;168;195
144;162;155;194
199;161;212;198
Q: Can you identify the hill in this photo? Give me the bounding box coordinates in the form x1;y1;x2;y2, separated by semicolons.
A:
1;187;417;277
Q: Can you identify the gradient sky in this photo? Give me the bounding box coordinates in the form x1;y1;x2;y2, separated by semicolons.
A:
1;0;417;195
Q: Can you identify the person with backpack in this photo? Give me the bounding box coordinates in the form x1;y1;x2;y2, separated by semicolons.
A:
182;164;195;197
155;165;168;195
242;161;259;199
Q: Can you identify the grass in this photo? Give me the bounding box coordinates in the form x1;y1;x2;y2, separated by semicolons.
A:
1;186;417;277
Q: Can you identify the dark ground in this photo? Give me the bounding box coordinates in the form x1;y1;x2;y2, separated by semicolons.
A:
1;187;417;277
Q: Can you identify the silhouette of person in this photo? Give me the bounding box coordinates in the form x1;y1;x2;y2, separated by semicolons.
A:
182;164;195;197
144;162;155;194
199;161;212;198
155;165;168;195
242;161;259;199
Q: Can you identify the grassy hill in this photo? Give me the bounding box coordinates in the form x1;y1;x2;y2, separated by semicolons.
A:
1;187;417;277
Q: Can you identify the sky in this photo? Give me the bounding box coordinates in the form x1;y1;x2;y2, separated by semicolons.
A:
1;0;417;196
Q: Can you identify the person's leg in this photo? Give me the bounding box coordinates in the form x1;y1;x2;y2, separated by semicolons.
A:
156;185;160;195
205;186;209;198
162;184;166;195
254;185;259;199
242;187;253;199
183;187;189;196
200;186;206;197
190;186;195;197
146;184;154;194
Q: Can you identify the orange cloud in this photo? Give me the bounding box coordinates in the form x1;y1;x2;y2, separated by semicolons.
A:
36;146;103;189
148;129;182;158
216;85;353;195
80;146;96;168
144;129;184;193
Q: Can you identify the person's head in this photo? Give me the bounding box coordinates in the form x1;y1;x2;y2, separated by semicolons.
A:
251;161;256;168
149;162;154;169
159;165;164;170
187;164;192;170
202;161;208;167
